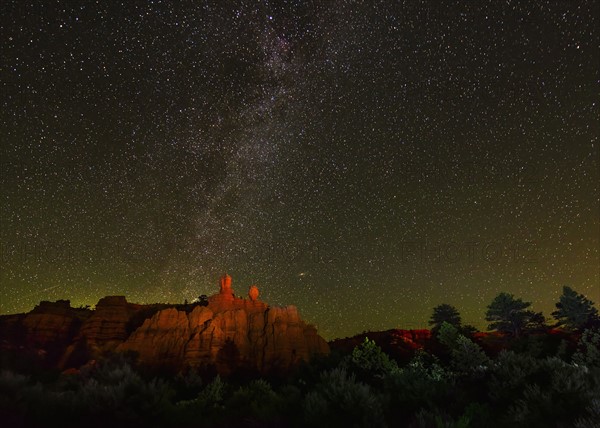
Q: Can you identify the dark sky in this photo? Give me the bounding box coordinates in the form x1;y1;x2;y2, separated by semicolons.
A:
1;1;598;339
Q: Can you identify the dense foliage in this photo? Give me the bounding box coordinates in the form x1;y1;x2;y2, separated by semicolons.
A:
1;328;598;428
1;287;598;427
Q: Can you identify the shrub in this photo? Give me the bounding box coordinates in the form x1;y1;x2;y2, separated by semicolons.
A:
573;328;600;368
490;351;599;427
304;367;386;428
226;379;283;422
383;351;453;424
341;337;398;384
575;398;600;428
438;323;489;375
78;362;174;427
411;407;471;428
451;335;489;375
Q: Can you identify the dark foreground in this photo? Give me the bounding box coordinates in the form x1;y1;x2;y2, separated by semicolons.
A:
1;325;599;428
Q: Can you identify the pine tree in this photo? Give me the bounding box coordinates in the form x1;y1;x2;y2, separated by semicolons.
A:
485;292;544;338
552;286;599;331
429;304;462;334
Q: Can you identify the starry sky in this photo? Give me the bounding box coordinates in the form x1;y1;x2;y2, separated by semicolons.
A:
1;1;598;339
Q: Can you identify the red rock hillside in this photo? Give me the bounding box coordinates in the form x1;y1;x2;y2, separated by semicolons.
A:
0;275;329;374
329;329;432;364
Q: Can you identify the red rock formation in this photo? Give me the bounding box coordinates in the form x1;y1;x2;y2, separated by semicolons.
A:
78;296;141;353
118;277;329;373
329;329;433;363
0;301;92;367
248;285;259;301
58;296;143;367
1;276;329;374
21;300;84;347
220;273;233;294
389;329;431;349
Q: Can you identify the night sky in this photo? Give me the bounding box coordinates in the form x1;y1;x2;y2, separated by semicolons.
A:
1;1;598;339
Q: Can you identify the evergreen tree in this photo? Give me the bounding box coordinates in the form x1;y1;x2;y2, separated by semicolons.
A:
552;286;599;331
437;322;489;374
485;292;544;337
429;304;462;334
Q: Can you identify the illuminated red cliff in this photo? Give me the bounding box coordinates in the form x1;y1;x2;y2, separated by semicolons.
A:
117;274;329;373
0;275;329;374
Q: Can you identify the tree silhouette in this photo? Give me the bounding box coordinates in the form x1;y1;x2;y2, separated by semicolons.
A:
552;286;599;331
485;292;544;338
429;304;462;334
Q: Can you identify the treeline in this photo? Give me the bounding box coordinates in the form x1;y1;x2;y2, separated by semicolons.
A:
429;286;599;336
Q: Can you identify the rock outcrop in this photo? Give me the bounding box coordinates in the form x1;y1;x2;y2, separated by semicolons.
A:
22;300;86;347
77;296;141;354
118;276;329;373
57;296;144;368
248;285;259;301
0;300;93;367
0;275;329;374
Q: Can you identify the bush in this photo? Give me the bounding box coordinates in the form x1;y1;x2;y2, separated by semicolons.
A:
573;328;600;368
304;367;386;428
341;337;398;384
490;351;599;427
411;407;470;428
226;379;284;423
77;362;174;427
576;398;600;428
438;323;489;375
451;335;489;375
0;370;41;426
383;351;453;424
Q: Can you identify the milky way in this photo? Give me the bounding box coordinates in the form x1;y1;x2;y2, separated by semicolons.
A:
1;1;598;338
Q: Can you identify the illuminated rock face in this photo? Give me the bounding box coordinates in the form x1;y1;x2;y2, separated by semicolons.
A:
248;285;259;301
219;274;233;296
118;277;329;373
58;296;143;367
0;276;329;374
78;296;140;353
21;300;82;347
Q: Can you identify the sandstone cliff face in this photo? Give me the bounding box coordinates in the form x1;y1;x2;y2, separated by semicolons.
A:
118;294;330;373
0;301;92;367
58;296;143;368
12;300;92;348
22;301;84;347
78;296;140;353
1;276;330;374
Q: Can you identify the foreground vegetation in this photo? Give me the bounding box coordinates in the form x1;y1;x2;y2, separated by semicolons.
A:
1;286;598;428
